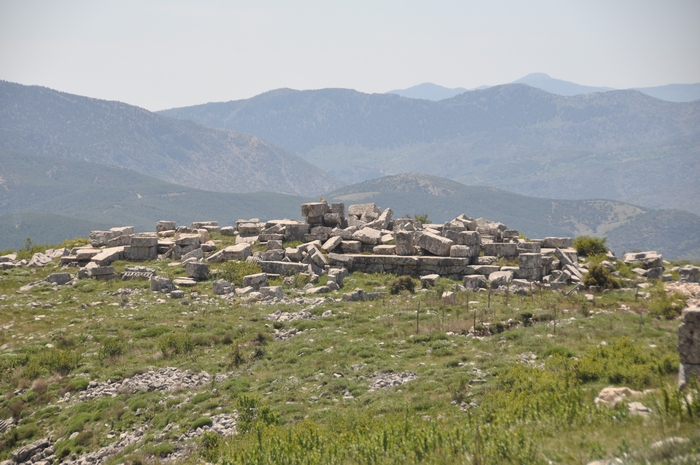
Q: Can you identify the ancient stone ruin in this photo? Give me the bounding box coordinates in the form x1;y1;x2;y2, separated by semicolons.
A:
4;200;700;301
678;307;700;389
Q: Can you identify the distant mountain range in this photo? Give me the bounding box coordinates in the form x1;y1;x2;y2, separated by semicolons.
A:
160;84;700;215
387;73;700;102
0;81;338;196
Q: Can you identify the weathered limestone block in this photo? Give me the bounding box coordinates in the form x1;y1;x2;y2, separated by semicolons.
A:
150;276;176;293
259;233;284;243
222;244;251;261
420;274;440;288
191;221;219;230
679;265;700;283
202;241;217;253
285;248;303;262
541;237;573;249
517;242;541;253
518;253;542;269
678;307;700;365
457;232;481;261
489;270;513;288
482;243;518;258
242;273;268;290
373;245;396;255
348;203;381;221
257;261;310;276
260;286;284;299
442;291;456;305
306;249;328;268
464;275;488;290
238;221;263;235
622;251;663;269
395;231;414;256
514;267;542;281
108;234;133;247
156;220;177;232
91;247;125;266
366;208;393;230
553;247;574;267
45;273;72;285
449;245;471;258
306;226;332;242
417;232;453;256
352;227;383;245
327;267;347;287
323;213;342;227
467;265;500;276
220;226;236;236
321;236;342;253
276;221;309;242
267;239;284;251
212;279;233;295
679;307;700;389
260;250;285;261
301;202;331;219
185;261;210;281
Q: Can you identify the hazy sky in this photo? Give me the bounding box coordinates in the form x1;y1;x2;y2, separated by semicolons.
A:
1;0;699;111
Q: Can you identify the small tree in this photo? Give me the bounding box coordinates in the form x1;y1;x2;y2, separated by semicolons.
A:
583;263;620;289
573;236;608;257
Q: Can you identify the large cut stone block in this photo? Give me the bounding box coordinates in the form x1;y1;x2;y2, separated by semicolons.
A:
417;232;453;256
222;244;251;261
518;253;542;269
541;237;573;249
395;231;414;256
352;227;383;245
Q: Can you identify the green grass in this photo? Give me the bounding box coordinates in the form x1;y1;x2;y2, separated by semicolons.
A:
0;254;699;463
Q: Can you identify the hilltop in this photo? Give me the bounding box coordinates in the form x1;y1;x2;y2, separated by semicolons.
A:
0;195;699;464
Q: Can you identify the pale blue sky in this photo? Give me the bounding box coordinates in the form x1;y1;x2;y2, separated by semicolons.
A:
1;0;698;110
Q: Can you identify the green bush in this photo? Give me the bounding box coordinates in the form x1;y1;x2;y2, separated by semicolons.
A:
99;337;124;360
575;338;656;389
220;261;263;286
648;287;686;320
543;346;574;358
152;442;174;457
389;275;416;295
158;333;194;358
573;236;608;257
191;416;213;430
583;263;621;289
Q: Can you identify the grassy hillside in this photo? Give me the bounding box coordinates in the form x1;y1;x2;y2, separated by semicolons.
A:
0;81;338;196
0;253;697;463
160;84;700;214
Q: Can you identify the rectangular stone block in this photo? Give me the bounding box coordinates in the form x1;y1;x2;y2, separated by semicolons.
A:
482;242;518;258
417;232;453;256
518;253;542;269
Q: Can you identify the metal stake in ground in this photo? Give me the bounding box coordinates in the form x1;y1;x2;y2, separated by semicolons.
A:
416;302;420;334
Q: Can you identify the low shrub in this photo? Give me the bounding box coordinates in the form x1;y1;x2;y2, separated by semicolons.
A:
99;337;124;360
220;261;263;287
573;236;608;257
583;263;621;289
158;333;194;358
648;287;686;320
191;416;213;430
389;275;416;295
